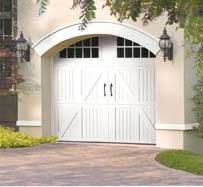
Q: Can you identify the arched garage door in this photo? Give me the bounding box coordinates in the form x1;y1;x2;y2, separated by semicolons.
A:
54;36;156;144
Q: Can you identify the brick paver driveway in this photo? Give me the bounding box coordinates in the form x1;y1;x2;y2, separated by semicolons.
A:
0;143;203;186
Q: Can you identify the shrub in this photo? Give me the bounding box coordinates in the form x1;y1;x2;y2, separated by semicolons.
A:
0;126;57;148
192;79;203;137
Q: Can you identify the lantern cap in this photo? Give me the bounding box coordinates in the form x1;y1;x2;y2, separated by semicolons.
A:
160;27;170;40
17;31;27;43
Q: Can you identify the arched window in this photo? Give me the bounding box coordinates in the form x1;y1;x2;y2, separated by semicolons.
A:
117;37;156;58
59;37;99;58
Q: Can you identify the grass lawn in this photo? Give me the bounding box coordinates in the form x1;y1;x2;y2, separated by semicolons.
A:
0;126;57;148
156;150;203;175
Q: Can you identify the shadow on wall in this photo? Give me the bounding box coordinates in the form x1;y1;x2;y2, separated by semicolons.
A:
184;131;203;154
18;62;41;96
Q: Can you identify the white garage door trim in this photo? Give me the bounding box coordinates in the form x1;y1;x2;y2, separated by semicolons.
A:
33;20;160;56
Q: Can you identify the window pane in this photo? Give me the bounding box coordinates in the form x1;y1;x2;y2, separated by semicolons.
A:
4;18;12;35
150;51;156;58
68;48;75;58
84;48;90;58
0;0;3;12
76;48;82;58
0;18;3;36
83;39;90;46
125;39;132;46
4;0;12;12
117;48;124;58
59;49;67;58
133;42;140;46
133;48;140;58
92;37;99;46
92;48;99;58
75;41;82;47
142;48;149;58
125;48;132;58
117;37;124;46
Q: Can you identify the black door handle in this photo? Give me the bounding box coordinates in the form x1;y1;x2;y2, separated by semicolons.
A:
110;83;113;97
104;83;106;97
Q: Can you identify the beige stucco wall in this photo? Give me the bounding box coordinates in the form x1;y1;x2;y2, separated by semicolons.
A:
17;0;197;148
156;130;184;149
17;51;41;121
184;39;197;124
184;131;203;153
155;28;185;124
18;0;171;45
19;126;42;137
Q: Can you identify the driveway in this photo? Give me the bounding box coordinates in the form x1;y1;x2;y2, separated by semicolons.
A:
0;143;203;186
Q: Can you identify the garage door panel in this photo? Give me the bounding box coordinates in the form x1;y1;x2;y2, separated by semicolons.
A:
82;72;103;103
82;106;115;142
139;68;155;103
142;106;155;127
139;117;156;144
115;106;155;143
56;67;81;103
58;104;81;140
82;69;115;104
139;107;156;144
115;107;140;142
116;70;138;104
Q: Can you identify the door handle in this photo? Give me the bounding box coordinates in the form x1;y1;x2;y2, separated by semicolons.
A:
110;83;113;97
104;83;107;97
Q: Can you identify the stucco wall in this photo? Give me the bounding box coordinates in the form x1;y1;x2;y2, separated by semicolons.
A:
184;131;203;154
184;39;197;124
156;130;184;149
17;0;192;145
155;28;185;124
19;126;42;137
17;51;41;121
18;0;171;45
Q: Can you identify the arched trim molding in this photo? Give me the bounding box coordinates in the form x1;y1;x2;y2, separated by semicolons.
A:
33;21;160;56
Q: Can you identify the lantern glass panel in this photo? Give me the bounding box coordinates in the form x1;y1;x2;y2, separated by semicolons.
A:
166;40;172;48
23;43;28;51
17;42;23;50
17;42;27;51
159;40;166;49
159;39;172;50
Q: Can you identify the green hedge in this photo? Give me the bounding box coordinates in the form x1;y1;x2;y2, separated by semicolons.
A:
193;79;203;137
0;126;57;148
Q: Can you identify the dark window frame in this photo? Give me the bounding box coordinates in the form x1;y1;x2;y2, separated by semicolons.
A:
59;37;99;59
117;37;156;59
0;0;17;39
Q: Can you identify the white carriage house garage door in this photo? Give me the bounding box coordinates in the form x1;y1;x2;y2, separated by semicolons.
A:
54;36;156;144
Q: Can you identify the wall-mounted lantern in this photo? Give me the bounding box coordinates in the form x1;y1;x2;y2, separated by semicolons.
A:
159;27;173;62
16;31;30;62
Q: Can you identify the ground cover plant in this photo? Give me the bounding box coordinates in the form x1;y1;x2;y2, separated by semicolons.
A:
0;126;57;148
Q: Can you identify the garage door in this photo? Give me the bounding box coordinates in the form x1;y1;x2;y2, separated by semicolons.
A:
54;36;156;144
